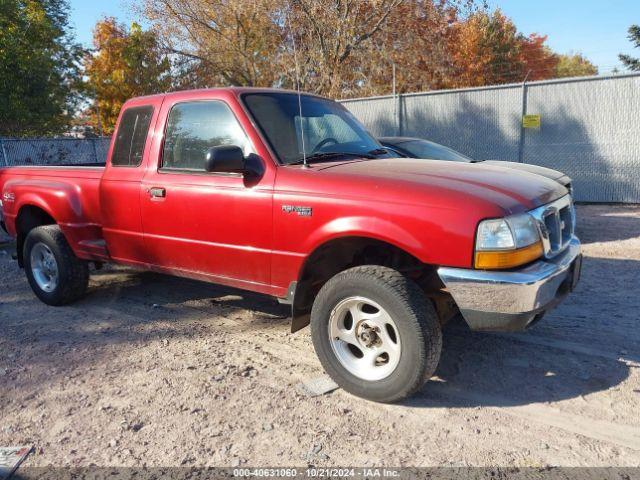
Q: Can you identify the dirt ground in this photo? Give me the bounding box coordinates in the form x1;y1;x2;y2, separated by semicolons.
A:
0;204;639;468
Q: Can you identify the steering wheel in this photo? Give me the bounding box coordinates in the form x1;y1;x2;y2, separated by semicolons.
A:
312;137;339;153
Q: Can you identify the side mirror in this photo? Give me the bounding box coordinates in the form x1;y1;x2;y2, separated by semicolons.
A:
204;145;245;173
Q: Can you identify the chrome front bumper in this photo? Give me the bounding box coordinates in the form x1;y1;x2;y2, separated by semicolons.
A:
437;237;582;332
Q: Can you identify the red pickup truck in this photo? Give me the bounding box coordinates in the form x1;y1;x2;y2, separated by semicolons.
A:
0;88;582;402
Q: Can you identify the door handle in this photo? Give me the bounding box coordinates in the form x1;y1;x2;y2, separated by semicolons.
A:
148;187;166;198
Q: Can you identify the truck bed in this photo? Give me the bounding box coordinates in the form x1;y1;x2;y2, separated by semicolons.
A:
0;164;104;178
0;165;106;260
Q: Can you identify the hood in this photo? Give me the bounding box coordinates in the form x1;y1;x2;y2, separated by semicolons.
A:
316;158;568;213
481;160;571;186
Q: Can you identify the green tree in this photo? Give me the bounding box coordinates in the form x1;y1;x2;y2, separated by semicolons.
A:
555;53;598;78
84;18;172;134
0;0;83;137
619;25;640;71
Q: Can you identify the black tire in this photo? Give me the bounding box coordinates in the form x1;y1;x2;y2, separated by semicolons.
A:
311;265;442;403
23;225;89;306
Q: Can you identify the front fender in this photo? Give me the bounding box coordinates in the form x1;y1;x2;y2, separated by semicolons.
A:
288;216;431;334
301;215;427;265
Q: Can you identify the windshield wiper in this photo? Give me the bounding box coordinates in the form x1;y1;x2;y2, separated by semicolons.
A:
289;151;376;165
372;147;407;158
368;148;393;156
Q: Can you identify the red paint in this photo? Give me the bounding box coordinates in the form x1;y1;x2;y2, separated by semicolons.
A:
0;88;567;299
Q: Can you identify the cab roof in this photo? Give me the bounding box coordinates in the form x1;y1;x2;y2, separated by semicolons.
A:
126;87;326;103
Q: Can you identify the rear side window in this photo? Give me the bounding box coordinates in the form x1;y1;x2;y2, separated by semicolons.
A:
161;101;250;171
111;106;154;167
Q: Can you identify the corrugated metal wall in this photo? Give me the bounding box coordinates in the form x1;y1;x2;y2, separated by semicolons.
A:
0;138;111;167
342;73;640;203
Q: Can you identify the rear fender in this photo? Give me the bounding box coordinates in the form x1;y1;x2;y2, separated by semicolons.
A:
5;179;94;258
10;180;84;220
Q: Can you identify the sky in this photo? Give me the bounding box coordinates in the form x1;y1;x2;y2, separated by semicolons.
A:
68;0;640;74
487;0;640;73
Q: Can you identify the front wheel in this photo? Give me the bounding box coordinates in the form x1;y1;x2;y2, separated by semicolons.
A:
311;265;442;403
23;225;89;306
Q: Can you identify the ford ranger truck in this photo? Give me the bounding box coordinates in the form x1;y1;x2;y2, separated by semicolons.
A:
0;88;582;403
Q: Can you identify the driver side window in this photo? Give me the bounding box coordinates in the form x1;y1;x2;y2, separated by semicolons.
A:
162;101;250;171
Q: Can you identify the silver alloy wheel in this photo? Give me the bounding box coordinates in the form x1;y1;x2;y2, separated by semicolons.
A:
30;242;59;293
328;296;401;381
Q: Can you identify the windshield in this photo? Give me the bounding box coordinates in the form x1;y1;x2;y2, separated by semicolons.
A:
398;140;472;162
243;92;389;165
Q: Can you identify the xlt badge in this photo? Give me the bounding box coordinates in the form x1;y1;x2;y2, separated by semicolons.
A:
282;205;312;217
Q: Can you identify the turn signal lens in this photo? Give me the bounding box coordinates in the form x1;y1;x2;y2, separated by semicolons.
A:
474;241;544;270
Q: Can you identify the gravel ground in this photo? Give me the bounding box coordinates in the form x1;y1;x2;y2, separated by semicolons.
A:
0;204;639;468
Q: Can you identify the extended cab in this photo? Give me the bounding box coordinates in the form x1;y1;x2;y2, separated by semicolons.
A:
0;88;582;402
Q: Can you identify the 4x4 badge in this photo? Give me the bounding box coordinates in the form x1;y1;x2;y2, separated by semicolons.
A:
282;205;312;217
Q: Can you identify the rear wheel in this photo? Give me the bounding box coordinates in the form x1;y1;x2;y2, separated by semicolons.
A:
311;265;442;403
23;225;89;306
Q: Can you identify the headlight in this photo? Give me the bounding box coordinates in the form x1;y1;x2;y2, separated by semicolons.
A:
475;213;543;269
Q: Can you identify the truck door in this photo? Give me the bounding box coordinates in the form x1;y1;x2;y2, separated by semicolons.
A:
100;100;161;266
140;97;275;291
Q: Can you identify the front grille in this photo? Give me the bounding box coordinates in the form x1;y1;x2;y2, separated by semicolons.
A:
530;195;575;258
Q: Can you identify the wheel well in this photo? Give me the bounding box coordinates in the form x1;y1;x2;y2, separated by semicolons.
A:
15;205;56;267
291;237;448;332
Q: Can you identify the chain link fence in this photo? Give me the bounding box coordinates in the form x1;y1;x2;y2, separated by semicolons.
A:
0;137;111;167
341;73;640;203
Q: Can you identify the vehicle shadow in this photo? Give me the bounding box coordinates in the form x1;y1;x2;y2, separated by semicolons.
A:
87;267;290;321
404;322;630;409
0;265;293;398
403;255;639;409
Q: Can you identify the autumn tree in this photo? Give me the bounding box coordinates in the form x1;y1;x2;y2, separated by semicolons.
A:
283;0;404;98
446;9;526;87
137;1;596;97
0;0;83;136
518;34;559;81
359;0;460;95
141;0;407;98
555;53;598;78
619;25;640;71
84;18;172;133
446;11;580;87
142;0;283;89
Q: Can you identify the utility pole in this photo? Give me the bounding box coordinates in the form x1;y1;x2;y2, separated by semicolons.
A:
392;62;400;136
517;70;532;163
